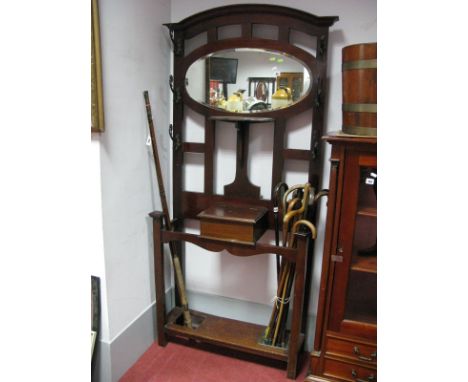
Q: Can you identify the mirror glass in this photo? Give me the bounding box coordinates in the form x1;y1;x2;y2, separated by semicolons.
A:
186;49;311;113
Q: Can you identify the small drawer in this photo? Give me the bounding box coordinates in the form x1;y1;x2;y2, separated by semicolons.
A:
198;204;268;245
323;358;376;382
326;337;377;364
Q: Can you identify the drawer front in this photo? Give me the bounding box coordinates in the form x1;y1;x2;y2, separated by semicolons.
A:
323;358;376;382
200;220;254;244
326;337;377;365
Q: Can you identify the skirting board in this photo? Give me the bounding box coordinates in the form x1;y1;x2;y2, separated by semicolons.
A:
93;288;316;382
92;289;172;382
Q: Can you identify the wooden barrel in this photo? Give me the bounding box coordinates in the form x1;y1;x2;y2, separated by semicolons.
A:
342;43;377;136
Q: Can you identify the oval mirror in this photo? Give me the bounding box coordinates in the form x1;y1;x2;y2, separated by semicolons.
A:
185;49;312;113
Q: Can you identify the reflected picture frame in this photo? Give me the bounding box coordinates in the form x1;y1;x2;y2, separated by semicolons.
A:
91;0;104;132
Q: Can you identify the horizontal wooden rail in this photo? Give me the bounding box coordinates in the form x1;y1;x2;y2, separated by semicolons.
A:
283;148;310;161
183;142;205;153
161;228;300;262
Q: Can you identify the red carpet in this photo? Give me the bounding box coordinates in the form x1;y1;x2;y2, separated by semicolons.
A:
120;341;309;382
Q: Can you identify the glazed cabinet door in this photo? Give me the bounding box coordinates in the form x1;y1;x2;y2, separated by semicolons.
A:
328;148;377;341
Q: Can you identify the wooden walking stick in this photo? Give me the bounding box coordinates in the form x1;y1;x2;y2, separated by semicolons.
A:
273;182;288;281
144;90;192;328
264;184;319;347
274;219;317;346
282;184;311;246
271;185;312;346
263;260;290;343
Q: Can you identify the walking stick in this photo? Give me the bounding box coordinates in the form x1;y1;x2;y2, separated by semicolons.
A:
263;260;290;343
144;91;192;328
272;185;312;346
282;184;311;246
264;185;327;347
264;184;321;347
273;182;288;282
274;219;317;346
263;187;300;344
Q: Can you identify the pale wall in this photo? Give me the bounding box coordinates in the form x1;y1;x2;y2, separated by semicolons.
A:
93;0;172;380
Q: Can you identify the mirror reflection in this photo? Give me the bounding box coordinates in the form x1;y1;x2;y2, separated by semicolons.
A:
186;49;311;113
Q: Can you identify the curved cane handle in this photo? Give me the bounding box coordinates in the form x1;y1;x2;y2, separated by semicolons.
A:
282;184;308;213
285;219;317;248
273;182;289;207
292;219;317;240
282;198;302;246
313;189;329;204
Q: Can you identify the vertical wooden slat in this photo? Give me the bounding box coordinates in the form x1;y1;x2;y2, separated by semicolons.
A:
171;29;186;309
172;30;185;221
308;82;323;192
271;118;286;199
309;29;330;192
224;122;261;199
204;118;215;195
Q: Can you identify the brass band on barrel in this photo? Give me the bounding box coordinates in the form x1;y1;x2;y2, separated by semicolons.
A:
342;125;377;137
343;103;377;113
342;59;377;71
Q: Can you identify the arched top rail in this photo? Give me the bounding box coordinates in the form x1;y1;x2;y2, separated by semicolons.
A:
166;4;338;34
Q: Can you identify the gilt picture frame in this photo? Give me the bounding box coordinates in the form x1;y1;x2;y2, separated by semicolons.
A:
91;0;104;132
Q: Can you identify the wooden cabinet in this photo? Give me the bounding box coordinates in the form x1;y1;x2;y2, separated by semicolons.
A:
306;133;377;382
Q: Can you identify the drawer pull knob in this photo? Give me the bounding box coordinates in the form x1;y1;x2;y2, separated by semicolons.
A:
352;369;375;382
353;346;377;361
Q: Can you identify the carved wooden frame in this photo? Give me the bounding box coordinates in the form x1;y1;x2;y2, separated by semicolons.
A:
166;4;338;222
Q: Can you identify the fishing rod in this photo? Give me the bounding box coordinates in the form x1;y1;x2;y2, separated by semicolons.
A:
144;90;192;328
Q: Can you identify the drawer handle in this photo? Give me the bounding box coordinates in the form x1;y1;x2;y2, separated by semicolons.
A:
353;346;377;362
352;369;375;382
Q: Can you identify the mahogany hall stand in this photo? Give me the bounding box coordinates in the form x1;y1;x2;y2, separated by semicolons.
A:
149;5;338;379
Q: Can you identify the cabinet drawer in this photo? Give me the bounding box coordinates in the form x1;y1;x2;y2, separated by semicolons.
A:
323;358;376;382
326;337;377;365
